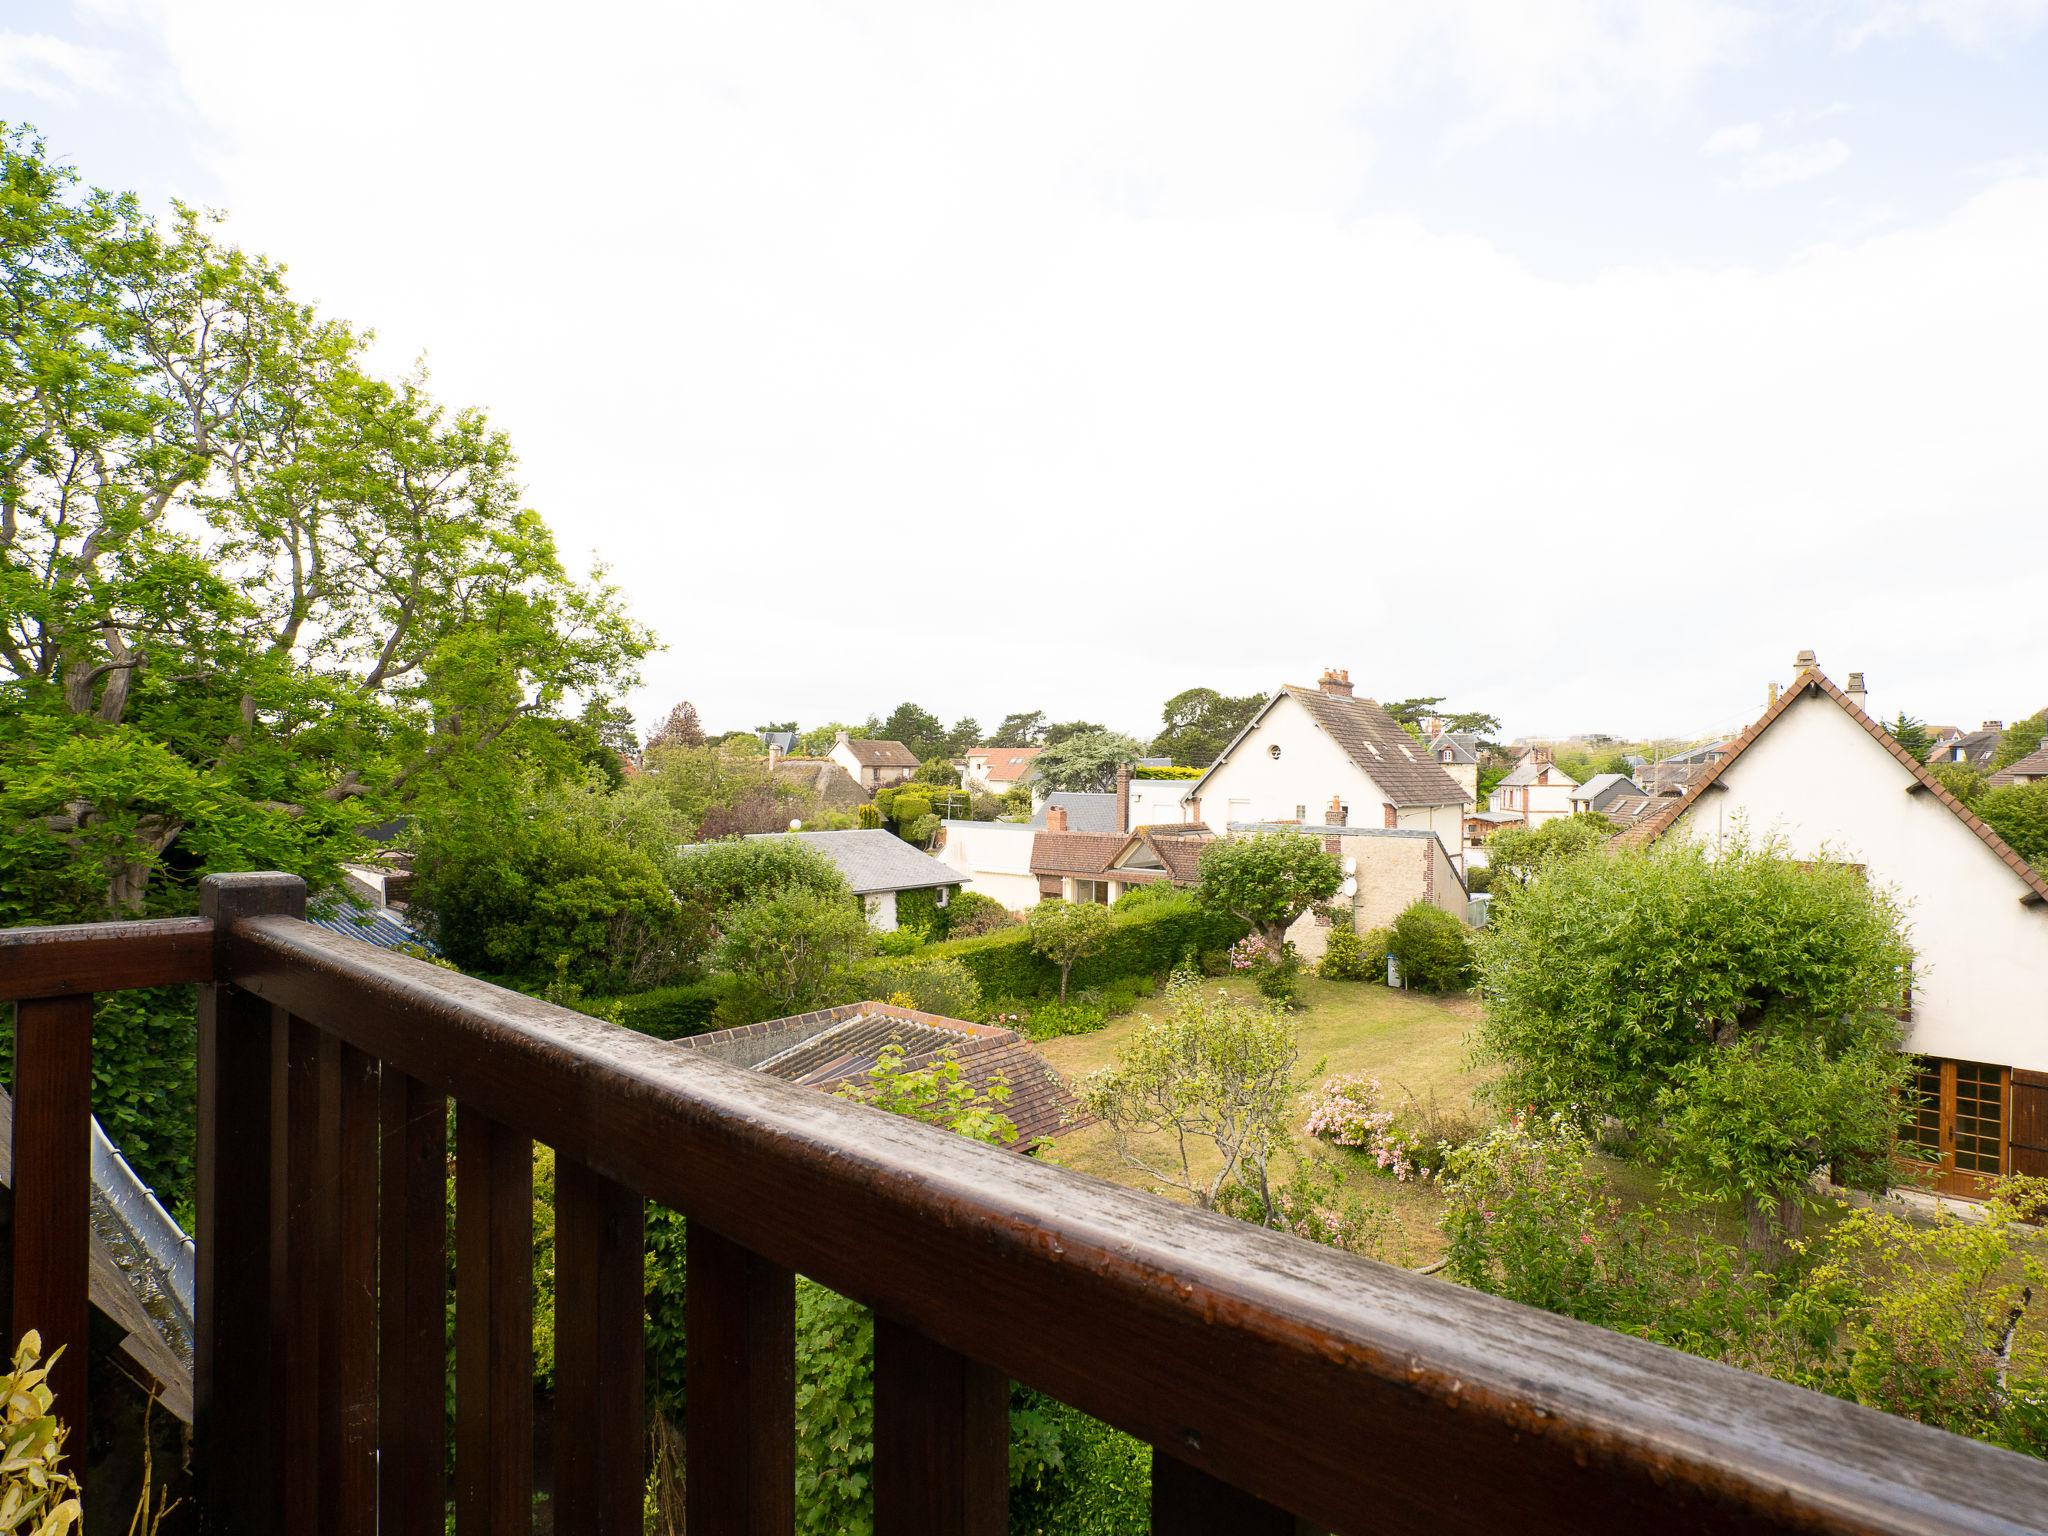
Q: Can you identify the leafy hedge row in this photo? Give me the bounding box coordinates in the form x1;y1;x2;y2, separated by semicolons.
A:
926;894;1246;999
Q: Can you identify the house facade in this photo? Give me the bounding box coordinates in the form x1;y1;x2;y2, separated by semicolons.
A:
734;828;960;932
960;746;1041;795
1569;772;1646;817
1184;669;1470;862
932;793;1120;911
828;731;920;792
1932;721;2005;770
1487;748;1579;828
1236;809;1466;964
1629;655;2048;1196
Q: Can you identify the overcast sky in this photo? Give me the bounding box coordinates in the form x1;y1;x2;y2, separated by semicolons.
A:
6;1;2045;744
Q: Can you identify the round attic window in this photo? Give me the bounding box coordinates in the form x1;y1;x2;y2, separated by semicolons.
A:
1268;744;1282;759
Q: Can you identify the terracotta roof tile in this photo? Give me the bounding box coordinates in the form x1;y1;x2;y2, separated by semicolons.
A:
840;737;921;767
1030;831;1128;877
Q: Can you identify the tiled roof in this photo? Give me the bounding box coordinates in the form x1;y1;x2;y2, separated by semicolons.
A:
735;829;961;894
1618;668;2048;906
1599;793;1658;826
840;737;921;767
1636;759;1707;796
672;1001;1078;1146
1427;733;1480;765
1031;831;1129;878
1990;745;2048;785
1280;687;1469;806
1104;824;1215;885
969;746;1042;782
1030;793;1120;833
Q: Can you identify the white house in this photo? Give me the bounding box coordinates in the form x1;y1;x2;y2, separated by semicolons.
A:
732;829;960;932
1488;748;1578;828
1182;669;1470;862
960;746;1040;795
1234;810;1466;964
932;793;1120;911
828;732;920;793
1629;652;2048;1195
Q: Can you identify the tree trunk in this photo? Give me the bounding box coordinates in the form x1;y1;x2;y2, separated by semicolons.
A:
1742;1189;1804;1263
1058;964;1070;1004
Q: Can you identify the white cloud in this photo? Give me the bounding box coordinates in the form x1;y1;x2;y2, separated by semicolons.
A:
41;1;2048;739
1729;136;1851;189
1839;0;2048;49
1702;121;1763;156
0;31;117;100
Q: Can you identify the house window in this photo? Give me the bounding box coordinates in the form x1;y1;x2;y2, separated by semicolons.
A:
1905;1056;2009;1190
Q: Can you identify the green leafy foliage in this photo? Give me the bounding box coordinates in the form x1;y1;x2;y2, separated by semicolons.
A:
1928;761;1987;808
572;978;732;1040
1385;902;1472;993
1992;712;2048;772
1078;973;1301;1210
1479;813;1613;895
1028;899;1113;1001
1030;730;1143;793
848;955;984;1019
1979;781;2048;868
935;889;1015;937
1148;687;1263;769
1195;831;1342;948
0;1331;83;1536
716;887;876;1018
1317;927;1379;981
927;892;1244;999
1885;713;1934;763
1019;999;1110;1040
836;1045;1020;1145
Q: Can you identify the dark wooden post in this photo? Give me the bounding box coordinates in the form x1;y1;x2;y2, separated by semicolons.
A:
686;1223;795;1535
872;1315;1008;1536
317;1036;380;1535
196;871;302;1536
556;1158;646;1534
11;993;93;1440
454;1105;533;1534
378;1069;447;1536
270;1009;323;1533
1151;1449;1303;1534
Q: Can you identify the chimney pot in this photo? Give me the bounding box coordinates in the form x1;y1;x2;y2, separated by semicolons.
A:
1795;648;1818;674
1985;720;2004;732
1845;672;1867;713
1327;795;1346;826
1115;763;1131;835
1318;667;1354;698
1046;804;1068;833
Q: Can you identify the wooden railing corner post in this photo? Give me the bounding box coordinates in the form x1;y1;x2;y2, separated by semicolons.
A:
194;872;303;1535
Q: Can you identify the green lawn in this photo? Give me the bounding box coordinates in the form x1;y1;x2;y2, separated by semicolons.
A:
1032;976;1486;1265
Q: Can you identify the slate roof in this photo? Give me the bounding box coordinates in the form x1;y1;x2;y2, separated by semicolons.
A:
1571;772;1641;806
738;829;962;894
1031;792;1120;833
840;737;921;768
671;1001;1078;1146
1990;745;2048;785
1617;667;2048;906
1499;753;1579;789
1280;687;1470;806
306;904;422;952
1427;732;1480;765
1931;725;2004;770
968;746;1042;782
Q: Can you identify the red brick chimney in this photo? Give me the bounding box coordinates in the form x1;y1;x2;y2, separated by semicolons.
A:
1115;763;1131;835
1318;667;1353;698
1045;804;1068;833
1326;795;1346;826
1531;746;1552;765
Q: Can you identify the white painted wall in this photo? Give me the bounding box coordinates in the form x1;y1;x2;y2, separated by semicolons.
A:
1192;695;1392;831
1666;691;2048;1074
933;821;1042;911
863;890;899;932
1128;777;1195;827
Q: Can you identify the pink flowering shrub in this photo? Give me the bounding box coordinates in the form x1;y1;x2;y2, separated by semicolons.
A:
1302;1075;1428;1180
1227;934;1269;971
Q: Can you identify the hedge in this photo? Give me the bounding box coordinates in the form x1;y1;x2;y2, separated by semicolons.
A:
578;977;732;1039
925;894;1245;999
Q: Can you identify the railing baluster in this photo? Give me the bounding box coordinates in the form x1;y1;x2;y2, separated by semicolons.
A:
317;1037;379;1534
10;993;92;1441
271;1010;323;1532
686;1223;795;1535
1150;1450;1302;1534
455;1104;533;1534
555;1157;645;1534
379;1069;447;1536
872;1315;1008;1536
196;870;301;1535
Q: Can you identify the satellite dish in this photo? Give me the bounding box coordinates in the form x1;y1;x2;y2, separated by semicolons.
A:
1341;856;1357;874
789;818;802;831
1339;876;1358;897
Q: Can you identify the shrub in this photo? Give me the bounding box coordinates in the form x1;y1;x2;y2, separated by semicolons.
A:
942;890;1015;937
0;1331;81;1536
1008;1392;1150;1534
1317;927;1376;981
1111;881;1179;913
925;892;1246;1000
1216;1151;1391;1257
849;955;984;1019
578;978;731;1040
1022;1000;1110;1040
1252;946;1303;1007
1100;978;1141;1016
1387;902;1472;992
1303;1075;1427;1181
716;887;876;1017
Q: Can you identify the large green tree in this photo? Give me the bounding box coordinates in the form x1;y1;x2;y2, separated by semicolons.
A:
1195;831;1342;949
874;702;947;759
1476;838;1914;1255
1149;686;1262;768
1992;712;2048;772
989;709;1048;747
1031;729;1142;793
0;124;650;922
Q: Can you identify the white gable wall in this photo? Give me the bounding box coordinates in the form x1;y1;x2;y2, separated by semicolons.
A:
932;821;1042;912
1666;691;2048;1073
1129;777;1194;828
1192;695;1390;832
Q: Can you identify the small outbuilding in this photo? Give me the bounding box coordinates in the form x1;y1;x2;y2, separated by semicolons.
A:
743;828;962;931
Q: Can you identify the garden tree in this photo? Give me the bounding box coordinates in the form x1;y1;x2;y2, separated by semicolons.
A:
1993;711;2048;771
1886;713;1935;764
0;126;651;922
1079;973;1301;1211
796;720;863;755
1041;719;1107;747
667;838;848;952
696;790;804;839
716;886;875;1016
1030;729;1142;793
1194;831;1343;949
623;741;784;836
1928;761;1987;808
913;755;960;785
1027;898;1112;1002
1475;838;1915;1256
1979;781;2048;868
1149;686;1264;768
756;718;797;736
836;1044;1019;1145
646;700;707;751
876;701;947;759
990;709;1048;746
942;716;982;756
1481;813;1614;895
581;699;640;760
1383;698;1502;741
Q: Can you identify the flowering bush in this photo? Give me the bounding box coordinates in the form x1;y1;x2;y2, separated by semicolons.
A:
1217;1152;1391;1257
1227;934;1270;971
1302;1075;1427;1180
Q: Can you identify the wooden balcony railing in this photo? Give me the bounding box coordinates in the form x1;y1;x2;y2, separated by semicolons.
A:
4;870;2048;1534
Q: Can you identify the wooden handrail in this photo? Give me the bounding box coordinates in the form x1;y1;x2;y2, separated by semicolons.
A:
0;916;215;1000
211;909;2048;1536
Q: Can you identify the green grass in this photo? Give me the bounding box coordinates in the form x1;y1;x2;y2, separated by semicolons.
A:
1033;976;1485;1264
